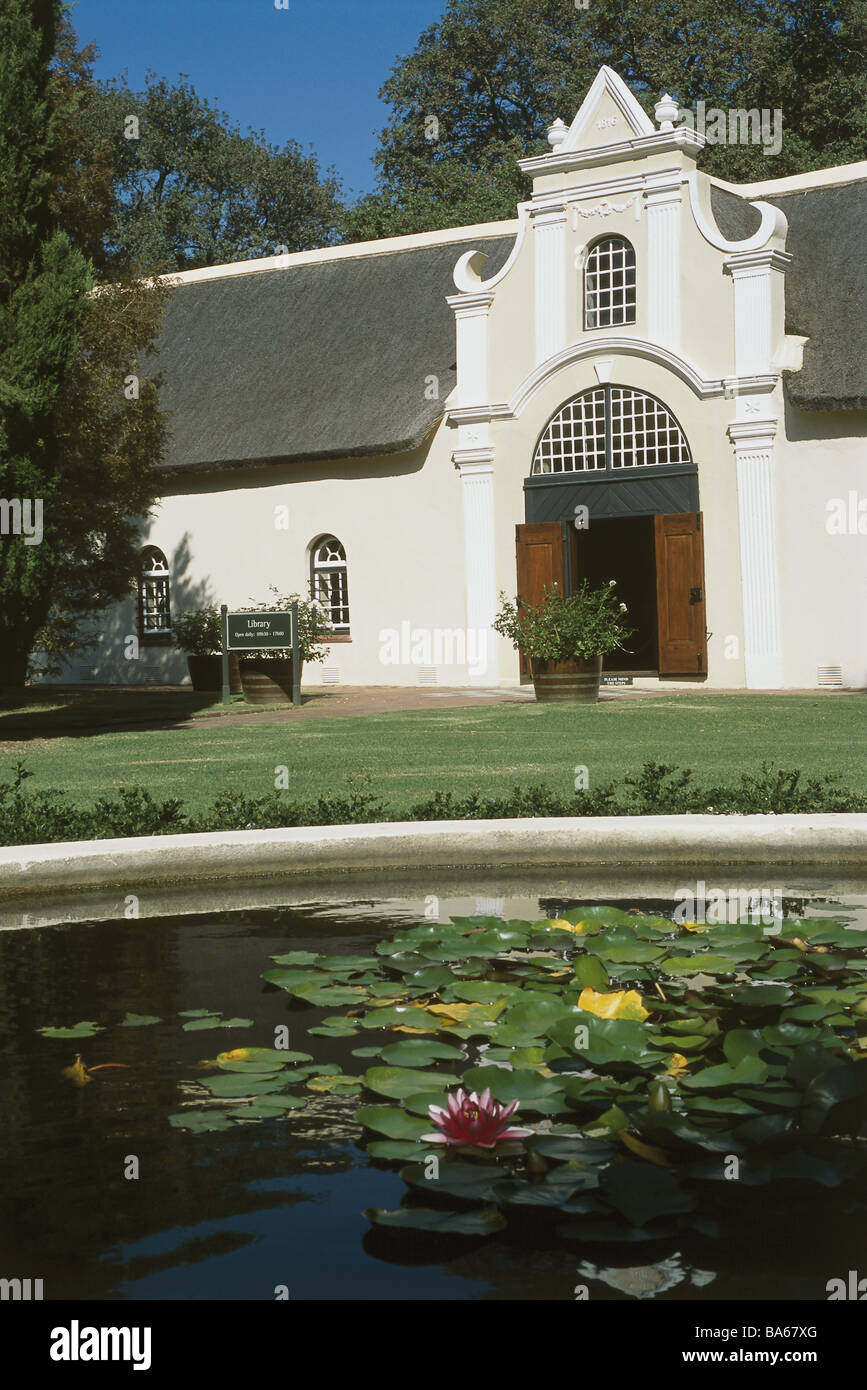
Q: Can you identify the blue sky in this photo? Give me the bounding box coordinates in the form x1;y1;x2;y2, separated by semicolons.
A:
69;0;449;200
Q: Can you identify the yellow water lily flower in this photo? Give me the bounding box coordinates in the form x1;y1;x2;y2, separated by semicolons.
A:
577;987;648;1021
666;1052;690;1077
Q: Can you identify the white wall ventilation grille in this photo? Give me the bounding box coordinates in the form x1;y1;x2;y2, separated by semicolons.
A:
817;666;843;687
321;667;341;687
417;668;438;686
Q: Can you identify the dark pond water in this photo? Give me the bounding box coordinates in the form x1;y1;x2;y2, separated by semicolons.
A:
1;892;865;1301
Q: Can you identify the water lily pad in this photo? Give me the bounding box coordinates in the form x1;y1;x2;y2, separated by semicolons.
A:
601;1160;697;1226
178;1009;220;1018
200;1073;289;1098
269;951;320;966
291;985;368;1006
681;1057;769;1090
367;1140;426;1160
363;1066;462;1100
119;1012;161;1027
306;1074;363;1094
400;1160;503;1202
363;1206;506;1236
168;1110;235;1132
308;1023;360;1037
379;1040;466;1067
38;1021;104;1039
355;1105;431;1140
459;1066;564;1103
360;1006;435;1031
242;1095;309;1116
261;968;325;990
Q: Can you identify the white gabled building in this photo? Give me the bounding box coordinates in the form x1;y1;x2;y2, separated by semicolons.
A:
55;67;867;691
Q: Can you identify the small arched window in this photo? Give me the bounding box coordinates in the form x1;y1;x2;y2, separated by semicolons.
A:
584;236;636;329
310;535;349;633
139;546;172;642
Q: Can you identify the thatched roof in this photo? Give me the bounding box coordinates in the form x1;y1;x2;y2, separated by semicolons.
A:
711;179;867;412
153;234;514;473
151;180;865;476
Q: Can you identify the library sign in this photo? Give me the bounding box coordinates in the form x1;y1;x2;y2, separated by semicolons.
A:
225;611;293;649
220;603;300;706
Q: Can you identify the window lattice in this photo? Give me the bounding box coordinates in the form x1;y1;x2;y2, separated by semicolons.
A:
532;388;607;474
139;547;171;637
532;387;691;475
311;535;349;631
584;237;636;329
609;387;692;468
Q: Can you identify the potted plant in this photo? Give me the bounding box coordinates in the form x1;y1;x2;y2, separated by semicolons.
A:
236;587;332;705
173;606;242;693
493;581;634;703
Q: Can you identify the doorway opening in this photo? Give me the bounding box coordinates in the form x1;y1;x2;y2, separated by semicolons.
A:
577;517;658;673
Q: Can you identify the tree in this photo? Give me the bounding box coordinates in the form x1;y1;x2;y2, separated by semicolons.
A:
83;70;345;271
343;0;867;238
29;14;171;676
0;0;92;685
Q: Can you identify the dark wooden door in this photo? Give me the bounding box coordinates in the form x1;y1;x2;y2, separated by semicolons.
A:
514;522;578;680
654;512;707;675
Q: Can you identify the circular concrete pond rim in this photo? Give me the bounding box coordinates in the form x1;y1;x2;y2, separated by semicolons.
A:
0;814;865;898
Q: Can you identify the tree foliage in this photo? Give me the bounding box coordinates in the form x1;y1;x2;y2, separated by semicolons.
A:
344;0;867;239
0;0;92;684
83;68;344;270
23;15;174;677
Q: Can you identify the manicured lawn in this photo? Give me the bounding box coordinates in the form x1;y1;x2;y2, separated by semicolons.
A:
0;691;864;813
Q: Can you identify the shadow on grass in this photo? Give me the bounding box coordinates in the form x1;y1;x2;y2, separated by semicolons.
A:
0;686;251;740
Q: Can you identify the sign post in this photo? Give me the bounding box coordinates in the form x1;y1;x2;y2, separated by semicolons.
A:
223;607;300;708
221;604;230;707
291;600;300;707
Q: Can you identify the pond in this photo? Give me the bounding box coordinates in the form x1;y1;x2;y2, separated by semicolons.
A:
1;881;866;1302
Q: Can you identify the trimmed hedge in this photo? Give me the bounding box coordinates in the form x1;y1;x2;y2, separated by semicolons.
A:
0;760;864;846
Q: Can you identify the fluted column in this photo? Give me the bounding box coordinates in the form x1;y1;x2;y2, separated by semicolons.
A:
457;459;498;687
644;169;681;350
533;207;567;365
729;420;783;688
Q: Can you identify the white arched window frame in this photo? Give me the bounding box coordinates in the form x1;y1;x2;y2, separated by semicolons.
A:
139;546;172;641
532;386;692;475
310;535;350;633
584;236;637;329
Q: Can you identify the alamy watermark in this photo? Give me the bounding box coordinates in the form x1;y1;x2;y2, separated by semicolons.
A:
673;880;784;932
0;498;43;545
379;623;489;679
677;101;783;157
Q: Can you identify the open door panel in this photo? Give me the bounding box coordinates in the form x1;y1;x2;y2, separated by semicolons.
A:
514;522;577;681
654;512;707;675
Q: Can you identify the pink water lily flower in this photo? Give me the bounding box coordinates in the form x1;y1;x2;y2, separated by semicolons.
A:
423;1087;533;1147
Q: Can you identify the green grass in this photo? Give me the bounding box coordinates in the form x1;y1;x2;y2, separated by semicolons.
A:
1;691;864;814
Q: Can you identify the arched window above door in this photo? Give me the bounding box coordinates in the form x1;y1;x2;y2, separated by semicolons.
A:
531;386;692;475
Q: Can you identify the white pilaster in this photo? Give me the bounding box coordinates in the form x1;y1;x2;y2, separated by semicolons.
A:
729;420;784;689
724;248;792;377
644;169;682;351
532;207;567;365
456;458;499;687
445;290;495;408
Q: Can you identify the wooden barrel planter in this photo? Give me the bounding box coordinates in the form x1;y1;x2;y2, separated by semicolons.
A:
238;656;301;706
531;655;603;703
186;653;242;694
